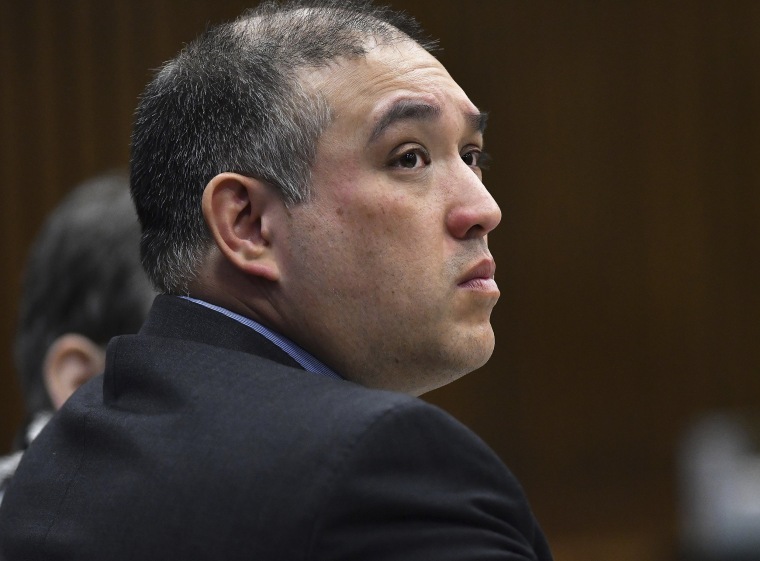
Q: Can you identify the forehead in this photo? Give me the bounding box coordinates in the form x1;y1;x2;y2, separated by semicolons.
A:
302;40;480;135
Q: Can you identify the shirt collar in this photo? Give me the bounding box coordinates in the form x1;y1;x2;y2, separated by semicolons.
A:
179;296;342;381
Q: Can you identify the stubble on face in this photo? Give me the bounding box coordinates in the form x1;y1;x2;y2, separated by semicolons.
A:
272;40;501;395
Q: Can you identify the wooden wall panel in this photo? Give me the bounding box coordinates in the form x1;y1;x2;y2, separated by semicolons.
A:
2;2;760;559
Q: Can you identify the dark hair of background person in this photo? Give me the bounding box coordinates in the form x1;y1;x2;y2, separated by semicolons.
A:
130;0;438;295
13;172;155;444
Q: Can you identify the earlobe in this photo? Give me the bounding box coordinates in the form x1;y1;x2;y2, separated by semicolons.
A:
202;173;282;282
43;334;106;410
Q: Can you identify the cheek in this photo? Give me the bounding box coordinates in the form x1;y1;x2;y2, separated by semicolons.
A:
308;169;447;287
341;200;446;294
337;196;414;258
333;178;419;231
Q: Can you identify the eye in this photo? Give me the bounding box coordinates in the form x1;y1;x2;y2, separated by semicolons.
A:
399;152;419;168
389;148;430;169
461;149;490;170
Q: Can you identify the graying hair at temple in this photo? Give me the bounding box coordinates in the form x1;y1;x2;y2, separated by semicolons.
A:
129;0;437;295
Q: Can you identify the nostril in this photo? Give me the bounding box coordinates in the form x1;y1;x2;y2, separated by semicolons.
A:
464;223;487;240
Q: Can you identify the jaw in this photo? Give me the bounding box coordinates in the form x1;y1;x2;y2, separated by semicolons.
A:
336;319;496;397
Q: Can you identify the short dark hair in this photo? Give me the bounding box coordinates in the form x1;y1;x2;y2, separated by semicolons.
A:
130;0;436;294
14;173;155;419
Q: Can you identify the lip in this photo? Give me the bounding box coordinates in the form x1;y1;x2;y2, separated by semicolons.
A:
457;258;498;293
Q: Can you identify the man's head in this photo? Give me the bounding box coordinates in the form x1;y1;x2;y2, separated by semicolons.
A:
131;0;500;395
15;173;155;419
131;0;435;295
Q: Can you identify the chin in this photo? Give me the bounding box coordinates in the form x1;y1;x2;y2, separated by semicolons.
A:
463;323;496;368
411;329;495;396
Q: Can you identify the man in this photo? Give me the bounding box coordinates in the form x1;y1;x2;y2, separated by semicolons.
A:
0;2;552;559
0;173;154;505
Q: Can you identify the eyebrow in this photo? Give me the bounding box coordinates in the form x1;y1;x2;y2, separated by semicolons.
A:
468;111;488;134
369;100;441;143
368;99;488;143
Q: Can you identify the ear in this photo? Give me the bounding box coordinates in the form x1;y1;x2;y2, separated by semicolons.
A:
202;172;282;282
43;333;106;409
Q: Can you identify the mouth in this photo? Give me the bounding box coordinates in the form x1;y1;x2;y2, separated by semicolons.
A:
457;258;499;293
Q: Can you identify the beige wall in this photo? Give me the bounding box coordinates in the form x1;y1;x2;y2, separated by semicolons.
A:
2;2;760;559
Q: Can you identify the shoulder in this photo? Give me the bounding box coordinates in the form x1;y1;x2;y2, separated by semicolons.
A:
309;394;517;505
303;395;552;560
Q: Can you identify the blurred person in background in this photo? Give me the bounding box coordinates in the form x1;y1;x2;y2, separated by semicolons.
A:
0;173;155;504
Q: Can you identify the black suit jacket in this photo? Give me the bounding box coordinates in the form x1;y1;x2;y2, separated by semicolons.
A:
0;296;552;560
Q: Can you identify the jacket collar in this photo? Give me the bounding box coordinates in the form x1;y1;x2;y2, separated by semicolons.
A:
139;295;303;370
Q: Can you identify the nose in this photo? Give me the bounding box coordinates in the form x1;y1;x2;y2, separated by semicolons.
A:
446;166;502;240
